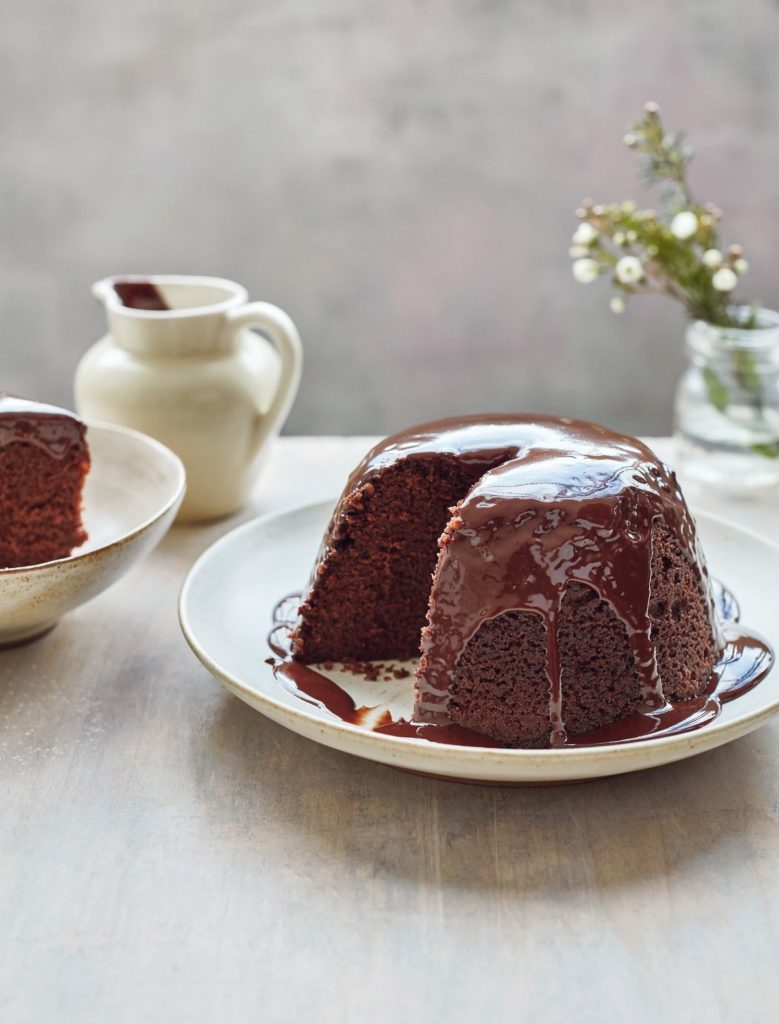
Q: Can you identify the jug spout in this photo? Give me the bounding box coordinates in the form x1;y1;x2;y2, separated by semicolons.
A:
92;277;116;306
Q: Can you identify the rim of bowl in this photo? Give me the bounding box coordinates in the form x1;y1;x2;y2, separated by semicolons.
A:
0;420;186;575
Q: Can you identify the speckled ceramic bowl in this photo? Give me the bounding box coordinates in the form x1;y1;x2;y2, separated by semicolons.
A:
0;422;185;645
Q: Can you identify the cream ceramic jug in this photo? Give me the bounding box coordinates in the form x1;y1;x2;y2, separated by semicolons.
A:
75;275;303;522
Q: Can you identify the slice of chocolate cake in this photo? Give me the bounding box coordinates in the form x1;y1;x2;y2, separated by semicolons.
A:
0;395;91;568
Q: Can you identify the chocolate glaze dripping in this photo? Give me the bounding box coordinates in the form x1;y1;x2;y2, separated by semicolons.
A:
0;394;87;460
270;587;773;749
414;446;710;745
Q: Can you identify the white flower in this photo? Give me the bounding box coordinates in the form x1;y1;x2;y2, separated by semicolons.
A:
712;267;738;292
572;258;600;284
610;296;626;314
572;222;598;246
702;249;722;269
622;200;636;214
670;211;699;240
615;256;643;284
613;231;626;246
734;258;749;275
569;245;589;259
626;230;638;243
623;133;638;148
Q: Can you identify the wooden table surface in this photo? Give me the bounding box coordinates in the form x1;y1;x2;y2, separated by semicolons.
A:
2;436;778;1024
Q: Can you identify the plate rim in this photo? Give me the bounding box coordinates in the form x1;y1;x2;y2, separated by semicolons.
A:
178;499;779;773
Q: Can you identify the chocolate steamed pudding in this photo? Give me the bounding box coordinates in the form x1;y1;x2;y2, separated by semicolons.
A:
0;395;91;569
291;415;722;748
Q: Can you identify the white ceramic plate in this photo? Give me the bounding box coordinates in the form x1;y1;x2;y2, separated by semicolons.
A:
179;500;779;784
0;422;185;644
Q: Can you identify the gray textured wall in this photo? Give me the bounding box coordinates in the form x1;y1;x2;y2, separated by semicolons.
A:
2;0;778;436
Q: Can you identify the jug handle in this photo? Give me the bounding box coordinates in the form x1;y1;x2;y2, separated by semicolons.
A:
223;302;303;459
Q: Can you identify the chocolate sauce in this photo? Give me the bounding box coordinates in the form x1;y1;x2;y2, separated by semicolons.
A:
270;596;395;727
112;280;169;310
273;660;389;726
0;394;87;459
268;586;773;749
372;720;504;747
714;623;773;701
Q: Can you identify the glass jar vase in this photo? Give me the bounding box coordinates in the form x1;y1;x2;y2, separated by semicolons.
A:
674;307;779;494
